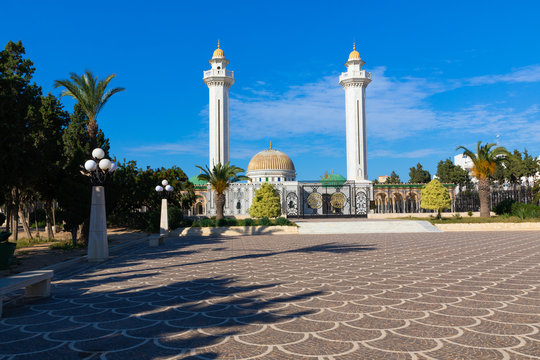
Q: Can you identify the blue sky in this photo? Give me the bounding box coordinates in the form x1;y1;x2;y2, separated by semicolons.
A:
2;0;540;181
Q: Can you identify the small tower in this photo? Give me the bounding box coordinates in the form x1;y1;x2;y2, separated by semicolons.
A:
203;41;235;167
339;43;371;182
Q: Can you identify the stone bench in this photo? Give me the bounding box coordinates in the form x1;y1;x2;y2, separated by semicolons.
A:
148;235;164;247
0;270;54;317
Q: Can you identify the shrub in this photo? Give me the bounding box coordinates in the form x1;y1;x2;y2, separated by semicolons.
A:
168;207;183;230
249;183;282;218
108;210;156;232
452;213;462;219
147;210;161;233
182;218;194;227
226;218;238;226
191;220;201;227
275;217;290;226
467;211;473;217
242;218;255;226
200;218;215;227
493;198;516;215
420;179;451;219
511;202;540;219
259;217;271;226
216;218;227;227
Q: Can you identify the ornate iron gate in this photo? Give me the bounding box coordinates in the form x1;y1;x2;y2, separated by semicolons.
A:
287;183;368;218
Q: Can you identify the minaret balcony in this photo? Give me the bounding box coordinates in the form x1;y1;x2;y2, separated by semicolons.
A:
203;69;234;78
339;70;371;83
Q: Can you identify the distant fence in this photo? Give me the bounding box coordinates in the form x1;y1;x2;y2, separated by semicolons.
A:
373;185;536;214
454;187;535;212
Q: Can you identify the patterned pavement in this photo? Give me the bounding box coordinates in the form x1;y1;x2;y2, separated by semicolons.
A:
1;231;540;359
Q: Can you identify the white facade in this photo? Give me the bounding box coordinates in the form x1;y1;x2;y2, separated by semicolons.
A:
339;45;371;182
203;43;234;167
454;153;474;172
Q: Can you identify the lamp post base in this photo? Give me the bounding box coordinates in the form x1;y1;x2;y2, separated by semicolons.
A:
160;198;169;236
88;186;109;262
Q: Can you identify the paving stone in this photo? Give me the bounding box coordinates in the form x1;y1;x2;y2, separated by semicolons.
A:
1;231;539;359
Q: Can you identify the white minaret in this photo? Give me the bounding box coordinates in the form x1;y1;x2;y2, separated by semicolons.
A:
339;43;371;182
203;41;235;167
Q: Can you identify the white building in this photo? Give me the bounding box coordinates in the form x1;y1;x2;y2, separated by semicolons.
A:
192;43;372;218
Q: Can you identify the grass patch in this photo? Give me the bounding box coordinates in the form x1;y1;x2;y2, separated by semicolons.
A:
49;241;86;250
14;237;61;249
396;215;540;224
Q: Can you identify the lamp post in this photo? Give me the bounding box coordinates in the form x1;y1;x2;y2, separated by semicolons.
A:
84;148;116;262
155;180;174;236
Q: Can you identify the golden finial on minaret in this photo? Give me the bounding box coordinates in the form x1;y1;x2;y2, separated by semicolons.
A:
269;140;272;150
348;41;361;61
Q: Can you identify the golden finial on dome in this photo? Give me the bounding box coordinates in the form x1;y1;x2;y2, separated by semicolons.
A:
348;42;361;61
217;39;220;48
269;140;272;150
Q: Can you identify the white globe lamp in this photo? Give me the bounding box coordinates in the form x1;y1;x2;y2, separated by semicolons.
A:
92;148;105;160
84;160;97;172
99;159;112;171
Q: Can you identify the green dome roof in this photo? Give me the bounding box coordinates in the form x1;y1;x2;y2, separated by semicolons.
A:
320;172;346;187
189;175;208;188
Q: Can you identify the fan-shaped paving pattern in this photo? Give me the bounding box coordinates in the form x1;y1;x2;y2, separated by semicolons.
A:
1;231;540;358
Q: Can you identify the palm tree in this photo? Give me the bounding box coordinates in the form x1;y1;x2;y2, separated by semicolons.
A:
54;70;124;147
456;141;509;217
196;162;248;220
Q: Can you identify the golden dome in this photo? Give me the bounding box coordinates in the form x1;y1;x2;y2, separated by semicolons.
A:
212;40;225;59
247;147;295;172
348;42;361;61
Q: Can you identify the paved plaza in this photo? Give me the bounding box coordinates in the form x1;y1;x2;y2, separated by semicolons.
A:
1;231;540;359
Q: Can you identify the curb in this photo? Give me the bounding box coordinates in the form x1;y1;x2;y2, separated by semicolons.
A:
174;226;299;237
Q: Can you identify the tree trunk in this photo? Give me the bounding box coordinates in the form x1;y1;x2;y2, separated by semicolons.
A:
79;218;89;245
34;205;40;239
11;188;20;240
45;202;54;240
5;204;11;232
19;208;33;240
88;117;98;149
52;202;56;231
216;193;225;220
478;177;491;218
437;209;441;220
71;227;78;247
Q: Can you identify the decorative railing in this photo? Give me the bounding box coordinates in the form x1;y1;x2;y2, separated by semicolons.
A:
203;69;234;78
339;70;371;81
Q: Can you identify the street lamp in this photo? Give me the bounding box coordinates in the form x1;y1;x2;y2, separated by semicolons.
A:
155;180;174;236
84;148;116;261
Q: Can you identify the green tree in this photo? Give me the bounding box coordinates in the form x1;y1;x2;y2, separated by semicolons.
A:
0;40;42;240
408;163;431;183
196;162;248;220
456;141;509;217
54;70;124;148
58;104;110;245
420;179;451;219
249;183;282;218
522;149;538;183
385;171;401;184
436;158;471;186
33;94;70;239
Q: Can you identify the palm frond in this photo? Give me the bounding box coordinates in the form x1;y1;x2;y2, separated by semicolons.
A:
195;162;247;195
54;69;124;127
